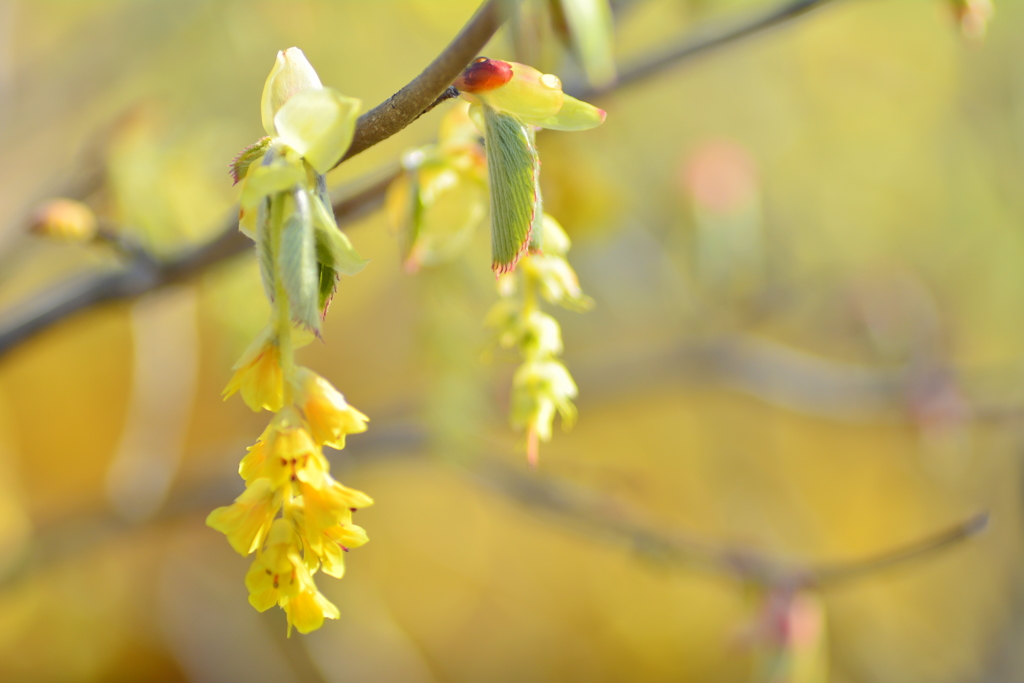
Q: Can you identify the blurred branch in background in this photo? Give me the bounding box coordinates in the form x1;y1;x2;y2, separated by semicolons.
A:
475;457;988;590
0;419;986;596
586;0;842;98
337;0;510;164
0;0;842;360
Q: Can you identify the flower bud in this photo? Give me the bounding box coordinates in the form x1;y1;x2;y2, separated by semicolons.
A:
261;47;323;136
456;58;605;132
31;198;97;241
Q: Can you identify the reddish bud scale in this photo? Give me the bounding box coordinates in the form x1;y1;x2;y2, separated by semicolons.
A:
454;57;513;93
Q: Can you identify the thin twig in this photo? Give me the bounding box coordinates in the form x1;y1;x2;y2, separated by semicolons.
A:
0;0;843;359
0;172;396;355
0;435;986;594
336;0;509;164
809;511;990;586
578;0;841;99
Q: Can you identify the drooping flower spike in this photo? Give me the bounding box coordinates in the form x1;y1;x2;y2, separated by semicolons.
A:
210;47;374;636
454;58;605;274
486;214;592;467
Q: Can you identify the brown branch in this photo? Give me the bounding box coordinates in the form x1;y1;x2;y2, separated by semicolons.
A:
337;0;508;164
473;458;988;588
0;0;844;359
808;511;990;586
0;429;986;594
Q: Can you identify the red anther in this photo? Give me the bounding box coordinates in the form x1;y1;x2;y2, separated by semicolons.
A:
454;57;512;93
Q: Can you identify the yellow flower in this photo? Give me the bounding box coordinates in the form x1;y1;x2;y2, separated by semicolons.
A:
223;327;284;412
295;506;369;578
284;585;340;636
239;408;327;489
244;519;308;610
298;472;373;557
320;522;369;578
293;367;369;449
206;479;280;555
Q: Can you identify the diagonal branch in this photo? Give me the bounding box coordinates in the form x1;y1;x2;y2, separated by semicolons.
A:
579;0;842;98
337;0;509;164
0;434;986;594
0;0;843;359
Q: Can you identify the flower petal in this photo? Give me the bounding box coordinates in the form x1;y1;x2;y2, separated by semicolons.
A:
274;88;361;174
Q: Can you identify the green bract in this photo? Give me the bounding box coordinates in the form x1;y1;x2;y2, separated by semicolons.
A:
233;47;366;332
274;88;361;175
455;58;605;273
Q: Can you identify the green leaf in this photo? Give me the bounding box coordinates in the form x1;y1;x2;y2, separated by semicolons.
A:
311;191;368;276
310;189;367;316
278;189;320;333
483;106;539;274
255;197;276;302
230;137;272;185
274;88;361;174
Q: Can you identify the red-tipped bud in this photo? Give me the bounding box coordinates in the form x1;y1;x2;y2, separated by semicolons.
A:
454;57;513;93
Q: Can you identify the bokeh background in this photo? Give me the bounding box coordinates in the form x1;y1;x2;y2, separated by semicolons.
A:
0;0;1021;681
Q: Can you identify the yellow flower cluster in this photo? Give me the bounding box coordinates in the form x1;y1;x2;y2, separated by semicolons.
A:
210;349;371;634
210;46;372;636
487;214;592;466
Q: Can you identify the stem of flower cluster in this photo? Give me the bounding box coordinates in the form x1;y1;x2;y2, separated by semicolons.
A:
271;213;296;407
276;296;295;406
521;268;538;321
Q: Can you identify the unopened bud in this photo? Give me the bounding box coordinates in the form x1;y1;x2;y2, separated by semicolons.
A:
261;47;323;136
31;198;97;241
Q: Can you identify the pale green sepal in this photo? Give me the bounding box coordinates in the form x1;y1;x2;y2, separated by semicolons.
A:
310;192;368;277
261;47;323;137
274;88;361;175
480;62;563;120
483;106;539;274
240;160;305;208
558;0;617;89
526;93;606;131
279;190;320;333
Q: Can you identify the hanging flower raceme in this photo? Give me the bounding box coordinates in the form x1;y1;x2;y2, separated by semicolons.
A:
486;214;592;466
209;47;373;636
453;57;605;274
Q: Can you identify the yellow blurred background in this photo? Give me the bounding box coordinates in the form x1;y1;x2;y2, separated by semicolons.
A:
0;0;1021;681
